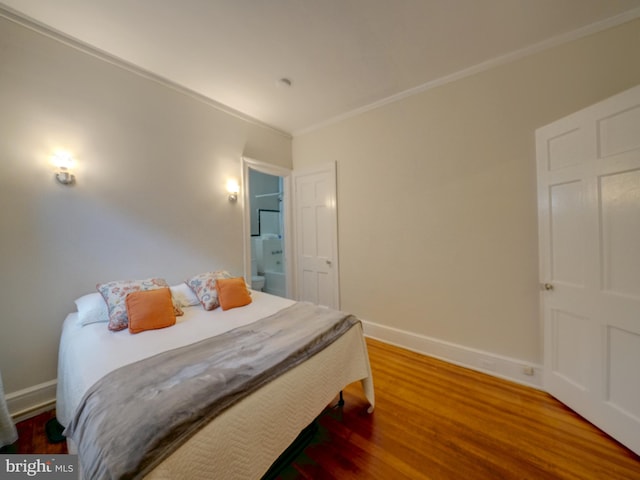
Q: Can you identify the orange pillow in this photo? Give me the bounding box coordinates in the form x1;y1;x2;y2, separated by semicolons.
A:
215;277;252;311
126;287;176;334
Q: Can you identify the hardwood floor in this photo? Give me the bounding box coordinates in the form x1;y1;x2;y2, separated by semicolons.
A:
7;338;640;479
282;338;640;479
3;409;67;455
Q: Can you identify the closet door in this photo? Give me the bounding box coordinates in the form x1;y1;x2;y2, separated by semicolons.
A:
536;85;640;455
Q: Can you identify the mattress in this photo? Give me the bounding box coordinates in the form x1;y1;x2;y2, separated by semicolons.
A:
57;291;375;479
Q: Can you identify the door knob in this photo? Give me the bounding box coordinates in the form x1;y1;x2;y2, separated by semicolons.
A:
543;283;554;291
326;260;332;266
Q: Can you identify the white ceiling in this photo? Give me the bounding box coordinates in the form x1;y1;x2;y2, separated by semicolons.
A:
2;0;640;135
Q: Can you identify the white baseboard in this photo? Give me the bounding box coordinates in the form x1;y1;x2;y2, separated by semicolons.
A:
362;320;543;390
6;379;57;422
3;324;541;422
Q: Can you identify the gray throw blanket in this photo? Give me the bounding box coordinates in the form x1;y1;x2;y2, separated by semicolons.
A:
64;302;358;480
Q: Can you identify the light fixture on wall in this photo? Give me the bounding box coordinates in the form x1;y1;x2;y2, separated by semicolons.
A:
227;179;239;202
51;150;76;185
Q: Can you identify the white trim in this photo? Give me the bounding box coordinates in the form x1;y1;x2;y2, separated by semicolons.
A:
241;157;295;299
3;3;638;140
6;379;57;422
0;323;542;424
0;5;291;139
362;320;543;390
293;7;640;137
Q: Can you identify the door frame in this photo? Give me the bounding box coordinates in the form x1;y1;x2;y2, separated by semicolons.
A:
241;157;294;299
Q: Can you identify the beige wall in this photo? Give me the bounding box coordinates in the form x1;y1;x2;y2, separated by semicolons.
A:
0;16;291;395
293;19;640;364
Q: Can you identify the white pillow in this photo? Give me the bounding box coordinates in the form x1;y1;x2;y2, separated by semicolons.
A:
170;283;200;307
75;292;109;326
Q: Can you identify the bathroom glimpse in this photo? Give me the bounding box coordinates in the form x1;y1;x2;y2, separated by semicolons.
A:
249;169;287;298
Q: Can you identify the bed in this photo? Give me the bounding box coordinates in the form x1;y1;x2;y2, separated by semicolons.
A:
56;287;375;479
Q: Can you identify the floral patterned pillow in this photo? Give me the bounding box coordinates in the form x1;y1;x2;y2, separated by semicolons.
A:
185;271;233;310
97;278;183;331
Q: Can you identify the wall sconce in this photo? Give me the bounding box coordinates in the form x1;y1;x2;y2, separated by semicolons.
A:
52;151;76;186
227;179;239;202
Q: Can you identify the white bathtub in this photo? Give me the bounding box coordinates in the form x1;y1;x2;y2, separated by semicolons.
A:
263;271;286;298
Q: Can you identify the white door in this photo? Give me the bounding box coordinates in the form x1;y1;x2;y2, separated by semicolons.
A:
293;163;339;309
536;85;640;455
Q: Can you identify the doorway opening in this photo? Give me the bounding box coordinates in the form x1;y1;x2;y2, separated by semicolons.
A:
242;158;293;299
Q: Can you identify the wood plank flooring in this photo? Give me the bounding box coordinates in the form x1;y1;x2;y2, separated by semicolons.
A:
3;409;67;455
281;338;640;479
6;338;640;479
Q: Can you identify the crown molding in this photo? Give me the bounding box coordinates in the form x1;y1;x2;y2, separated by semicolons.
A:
2;2;638;140
0;4;292;139
293;6;640;137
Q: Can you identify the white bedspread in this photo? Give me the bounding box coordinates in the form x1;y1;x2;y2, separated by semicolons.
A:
57;291;296;427
57;291;375;479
